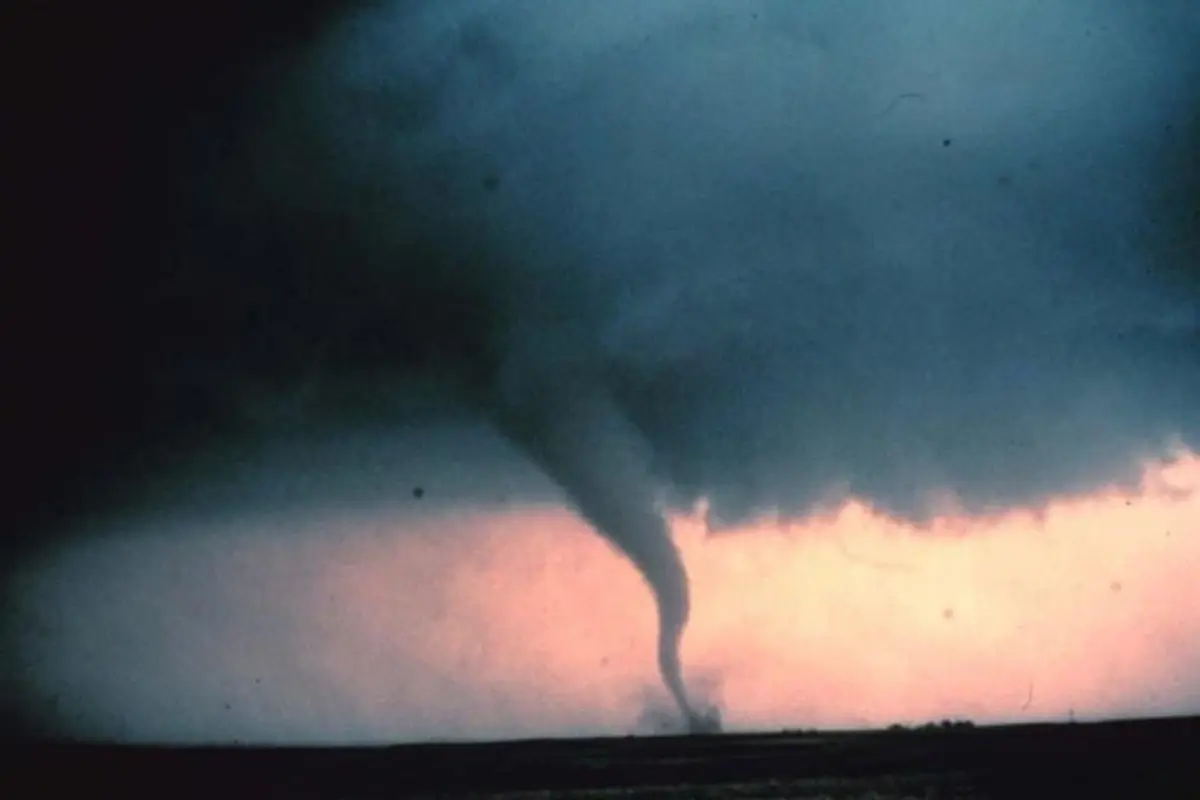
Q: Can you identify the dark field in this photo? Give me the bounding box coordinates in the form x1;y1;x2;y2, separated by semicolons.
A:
8;715;1198;799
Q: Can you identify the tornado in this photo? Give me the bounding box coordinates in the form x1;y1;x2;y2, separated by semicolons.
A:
488;359;715;732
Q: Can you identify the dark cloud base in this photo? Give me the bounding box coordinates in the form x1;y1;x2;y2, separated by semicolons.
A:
9;0;1200;540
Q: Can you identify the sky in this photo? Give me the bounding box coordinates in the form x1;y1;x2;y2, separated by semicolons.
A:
5;0;1200;742
7;430;1199;743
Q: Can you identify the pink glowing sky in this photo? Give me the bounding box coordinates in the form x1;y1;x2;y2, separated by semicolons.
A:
10;436;1198;744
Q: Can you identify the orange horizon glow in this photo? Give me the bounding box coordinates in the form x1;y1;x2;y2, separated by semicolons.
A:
12;450;1200;743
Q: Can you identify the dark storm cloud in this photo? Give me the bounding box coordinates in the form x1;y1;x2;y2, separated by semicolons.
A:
206;0;1200;526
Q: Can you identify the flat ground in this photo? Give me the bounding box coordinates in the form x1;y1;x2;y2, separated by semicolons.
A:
9;715;1198;799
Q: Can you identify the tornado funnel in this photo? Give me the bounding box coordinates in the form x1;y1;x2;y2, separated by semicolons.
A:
489;367;707;729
